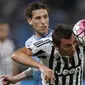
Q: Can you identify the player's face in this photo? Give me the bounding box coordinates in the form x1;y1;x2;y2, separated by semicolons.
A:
58;34;77;57
28;9;49;37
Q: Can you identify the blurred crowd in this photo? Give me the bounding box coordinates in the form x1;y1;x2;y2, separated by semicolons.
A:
0;0;85;84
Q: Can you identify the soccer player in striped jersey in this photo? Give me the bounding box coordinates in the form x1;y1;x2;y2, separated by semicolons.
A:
50;24;83;85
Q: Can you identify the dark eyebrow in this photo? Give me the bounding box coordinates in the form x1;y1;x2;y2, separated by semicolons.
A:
64;40;76;46
35;16;41;19
64;44;72;46
44;14;48;16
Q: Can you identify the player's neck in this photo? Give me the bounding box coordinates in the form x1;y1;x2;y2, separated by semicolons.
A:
59;50;73;58
35;32;49;38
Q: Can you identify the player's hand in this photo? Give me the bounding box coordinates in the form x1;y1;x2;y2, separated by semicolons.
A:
39;64;55;84
0;75;16;85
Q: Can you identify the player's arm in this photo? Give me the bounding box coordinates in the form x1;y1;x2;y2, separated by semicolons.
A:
0;68;33;85
11;47;54;84
11;47;42;69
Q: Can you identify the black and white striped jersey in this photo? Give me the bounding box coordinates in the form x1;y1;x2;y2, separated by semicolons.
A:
49;46;83;85
25;30;83;85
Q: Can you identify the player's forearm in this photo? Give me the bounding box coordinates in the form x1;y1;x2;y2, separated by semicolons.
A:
12;71;26;83
8;68;33;84
11;51;42;69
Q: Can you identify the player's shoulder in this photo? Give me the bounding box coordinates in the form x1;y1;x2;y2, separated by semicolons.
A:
25;35;35;47
26;30;52;44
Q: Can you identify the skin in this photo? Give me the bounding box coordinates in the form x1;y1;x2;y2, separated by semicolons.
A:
28;9;49;37
0;72;26;85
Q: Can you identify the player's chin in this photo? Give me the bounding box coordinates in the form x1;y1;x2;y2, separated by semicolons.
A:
68;51;75;57
40;31;47;35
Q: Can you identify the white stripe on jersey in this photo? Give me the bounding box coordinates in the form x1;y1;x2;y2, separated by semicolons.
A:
58;77;62;85
73;72;77;85
66;76;70;85
50;46;83;85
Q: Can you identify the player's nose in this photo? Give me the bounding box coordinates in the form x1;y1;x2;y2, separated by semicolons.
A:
71;45;75;52
41;18;45;24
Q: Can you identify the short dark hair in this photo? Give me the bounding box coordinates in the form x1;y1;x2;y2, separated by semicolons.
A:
25;2;49;18
52;24;73;46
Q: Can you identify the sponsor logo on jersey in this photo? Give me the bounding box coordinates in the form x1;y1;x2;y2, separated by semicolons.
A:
34;39;52;47
55;65;81;76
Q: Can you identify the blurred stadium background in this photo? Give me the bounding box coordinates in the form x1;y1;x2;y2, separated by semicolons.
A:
0;0;85;85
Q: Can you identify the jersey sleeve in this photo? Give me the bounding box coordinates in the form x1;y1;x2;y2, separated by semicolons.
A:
25;37;52;58
25;38;38;54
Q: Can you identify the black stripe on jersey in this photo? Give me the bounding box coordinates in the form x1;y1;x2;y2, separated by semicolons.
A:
77;53;81;65
62;76;66;85
76;45;81;65
69;75;73;85
76;72;79;85
55;61;61;73
69;56;75;66
76;46;81;65
49;46;54;85
55;76;59;85
49;46;54;69
62;57;68;68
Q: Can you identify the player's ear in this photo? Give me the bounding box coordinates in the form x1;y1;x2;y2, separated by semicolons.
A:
27;18;32;25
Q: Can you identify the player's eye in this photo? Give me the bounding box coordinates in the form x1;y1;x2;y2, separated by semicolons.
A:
64;44;72;48
43;14;48;19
